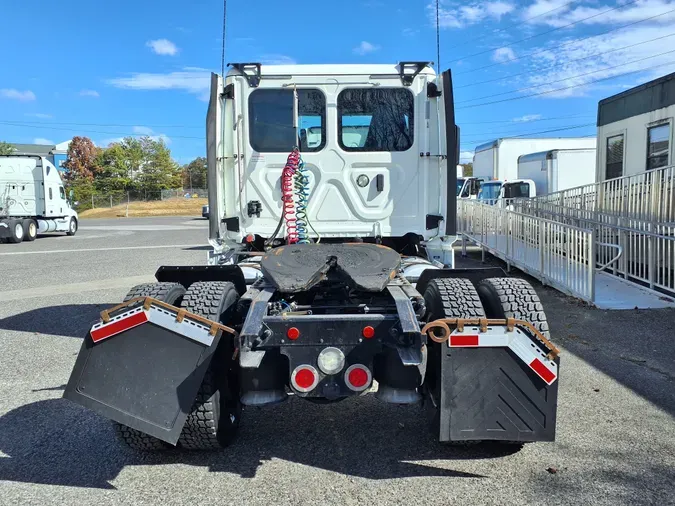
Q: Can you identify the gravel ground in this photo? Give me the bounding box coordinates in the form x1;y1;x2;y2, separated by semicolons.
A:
0;218;673;506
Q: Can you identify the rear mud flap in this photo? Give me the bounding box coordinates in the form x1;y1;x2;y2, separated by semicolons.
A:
64;304;224;445
439;348;559;442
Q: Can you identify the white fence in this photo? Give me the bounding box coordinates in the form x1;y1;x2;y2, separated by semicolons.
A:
537;164;675;223
458;200;596;302
511;200;675;296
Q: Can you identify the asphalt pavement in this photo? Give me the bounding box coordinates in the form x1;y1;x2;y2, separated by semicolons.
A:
0;217;673;506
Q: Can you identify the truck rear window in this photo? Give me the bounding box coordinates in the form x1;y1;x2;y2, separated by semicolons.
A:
337;88;414;152
248;89;326;153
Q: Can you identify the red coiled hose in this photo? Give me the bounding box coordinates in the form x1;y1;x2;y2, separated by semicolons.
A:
282;148;300;244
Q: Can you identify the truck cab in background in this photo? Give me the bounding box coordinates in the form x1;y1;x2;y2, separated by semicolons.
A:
0;155;79;243
477;178;536;206
456;176;482;199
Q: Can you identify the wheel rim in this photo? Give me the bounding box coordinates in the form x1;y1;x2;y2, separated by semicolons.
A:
14;223;22;239
70;220;76;233
29;222;36;236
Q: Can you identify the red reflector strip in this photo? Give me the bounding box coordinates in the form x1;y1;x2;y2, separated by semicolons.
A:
529;358;556;385
449;334;480;346
90;311;148;343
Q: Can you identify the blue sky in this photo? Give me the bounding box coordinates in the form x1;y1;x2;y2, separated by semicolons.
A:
2;0;674;163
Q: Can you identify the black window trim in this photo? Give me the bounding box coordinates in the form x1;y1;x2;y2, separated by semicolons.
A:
337;86;415;153
605;132;625;180
646;119;671;171
247;87;327;153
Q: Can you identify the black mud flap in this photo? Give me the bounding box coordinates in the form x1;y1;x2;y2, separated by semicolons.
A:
64;310;223;445
439;348;559;442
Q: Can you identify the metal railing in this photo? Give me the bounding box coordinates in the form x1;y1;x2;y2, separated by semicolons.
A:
536;164;675;223
458;200;596;302
510;200;675;296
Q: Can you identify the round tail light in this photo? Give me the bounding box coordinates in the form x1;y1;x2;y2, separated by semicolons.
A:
344;364;372;392
291;365;319;393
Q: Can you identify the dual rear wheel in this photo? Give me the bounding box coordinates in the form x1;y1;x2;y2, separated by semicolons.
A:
114;281;241;451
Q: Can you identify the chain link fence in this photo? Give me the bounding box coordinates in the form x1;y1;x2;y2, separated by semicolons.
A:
77;189;207;211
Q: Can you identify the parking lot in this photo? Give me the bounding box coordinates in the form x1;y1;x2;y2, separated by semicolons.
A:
0;216;673;505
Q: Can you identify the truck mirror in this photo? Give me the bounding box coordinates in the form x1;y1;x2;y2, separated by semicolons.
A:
69;190;74;199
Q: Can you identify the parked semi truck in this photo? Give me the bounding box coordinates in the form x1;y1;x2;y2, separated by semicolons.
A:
0;155;78;243
474;137;597;182
64;63;559;450
517;148;597;196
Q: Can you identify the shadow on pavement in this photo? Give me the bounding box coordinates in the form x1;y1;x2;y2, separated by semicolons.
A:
0;395;511;489
0;304;114;339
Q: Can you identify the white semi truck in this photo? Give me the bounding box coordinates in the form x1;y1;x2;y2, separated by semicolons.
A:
0;155;78;243
517;148;597;196
474;137;597;182
64;63;559;451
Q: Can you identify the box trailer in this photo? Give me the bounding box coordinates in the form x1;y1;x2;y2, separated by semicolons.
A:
63;63;559;451
518;148;597;196
0;155;78;243
473;137;597;182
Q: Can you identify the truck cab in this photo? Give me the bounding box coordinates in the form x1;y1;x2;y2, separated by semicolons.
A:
0;155;78;243
206;62;459;266
477;178;536;206
457;177;482;199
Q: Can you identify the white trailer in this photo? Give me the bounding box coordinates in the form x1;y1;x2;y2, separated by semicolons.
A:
0;155;79;243
473;137;597;182
518;148;597;196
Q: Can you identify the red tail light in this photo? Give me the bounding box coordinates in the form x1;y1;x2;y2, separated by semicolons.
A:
344;364;372;392
287;327;300;340
291;365;319;393
362;326;375;339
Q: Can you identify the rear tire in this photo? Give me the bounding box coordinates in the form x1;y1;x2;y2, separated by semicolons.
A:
24;219;37;241
178;281;241;450
113;282;186;451
8;220;24;244
423;278;485;445
476;278;550;338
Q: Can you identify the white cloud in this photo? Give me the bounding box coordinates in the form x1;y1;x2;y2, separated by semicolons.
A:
107;68;210;101
25;113;52;118
524;0;675;28
33;138;54;145
353;41;380;55
132;126;171;144
1;89;36;101
521;19;675;98
431;1;515;28
132;126;154;135
513;114;544;122
260;54;297;65
97;137;125;147
492;47;516;62
79;89;100;98
146;38;179;56
460;150;474;163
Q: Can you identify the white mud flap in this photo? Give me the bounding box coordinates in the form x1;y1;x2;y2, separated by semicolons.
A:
64;298;234;445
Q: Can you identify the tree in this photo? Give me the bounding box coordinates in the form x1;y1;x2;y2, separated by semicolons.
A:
64;136;99;182
0;141;14;155
182;156;207;191
136;137;182;193
460;162;473;176
94;143;132;193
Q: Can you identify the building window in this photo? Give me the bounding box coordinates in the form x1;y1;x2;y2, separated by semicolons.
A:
248;89;326;153
606;134;624;180
647;123;670;170
338;88;414;152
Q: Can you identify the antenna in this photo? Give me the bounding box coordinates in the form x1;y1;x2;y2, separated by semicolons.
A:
221;0;227;76
436;0;441;74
